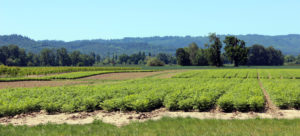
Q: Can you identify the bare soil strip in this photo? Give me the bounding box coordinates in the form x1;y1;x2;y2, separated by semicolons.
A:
0;109;299;127
0;80;89;89
257;72;283;117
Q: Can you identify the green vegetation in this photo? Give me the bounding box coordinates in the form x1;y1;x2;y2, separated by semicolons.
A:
262;79;300;109
0;66;140;76
258;69;300;79
0;65;20;76
1;69;300;116
205;33;223;67
217;80;264;112
0;118;300;136
1;34;300;56
223;36;248;67
146;58;165;66
173;69;258;79
0;77;265;117
0;70;153;81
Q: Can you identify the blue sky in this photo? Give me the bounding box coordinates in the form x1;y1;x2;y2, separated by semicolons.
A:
0;0;299;41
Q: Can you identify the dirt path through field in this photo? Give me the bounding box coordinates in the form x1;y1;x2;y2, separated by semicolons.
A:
257;72;283;117
0;109;299;127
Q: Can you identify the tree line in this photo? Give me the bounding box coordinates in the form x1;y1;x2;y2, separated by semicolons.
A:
284;54;300;64
0;34;295;67
0;44;176;66
176;33;285;67
0;45;97;66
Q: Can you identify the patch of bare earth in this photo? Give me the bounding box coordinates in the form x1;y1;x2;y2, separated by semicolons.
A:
82;71;173;80
0;109;299;127
0;80;88;89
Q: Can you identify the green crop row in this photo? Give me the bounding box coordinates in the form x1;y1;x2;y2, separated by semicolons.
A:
0;70;155;81
0;78;265;117
173;69;258;79
261;79;300;109
0;66;141;76
174;69;300;79
0;65;20;76
217;80;265;112
258;69;300;79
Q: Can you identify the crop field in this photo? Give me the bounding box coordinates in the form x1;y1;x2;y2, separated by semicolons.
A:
261;79;300;109
173;69;258;78
0;65;140;77
0;70;154;81
0;68;299;117
0;67;300;135
258;69;300;79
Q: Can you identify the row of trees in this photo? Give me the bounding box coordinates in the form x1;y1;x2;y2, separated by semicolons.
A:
284;54;300;64
0;45;97;66
176;33;285;67
0;45;176;66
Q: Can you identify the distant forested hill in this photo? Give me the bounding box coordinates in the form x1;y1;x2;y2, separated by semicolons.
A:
0;34;299;55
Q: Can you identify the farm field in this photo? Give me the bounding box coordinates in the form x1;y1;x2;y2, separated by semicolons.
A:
0;70;156;82
0;67;300;135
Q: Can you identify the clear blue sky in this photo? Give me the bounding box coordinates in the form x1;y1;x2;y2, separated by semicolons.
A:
0;0;299;41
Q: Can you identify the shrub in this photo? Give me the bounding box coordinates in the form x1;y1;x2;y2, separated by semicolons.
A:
147;58;165;66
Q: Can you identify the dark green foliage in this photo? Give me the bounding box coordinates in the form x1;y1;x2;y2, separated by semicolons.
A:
224;36;248;67
248;44;284;65
0;45;97;67
156;53;176;64
206;33;223;67
195;49;209;66
176;48;190;66
146;58;165;66
187;42;199;65
0;45;27;66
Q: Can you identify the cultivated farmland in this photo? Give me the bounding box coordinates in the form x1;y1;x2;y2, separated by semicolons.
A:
0;67;299;131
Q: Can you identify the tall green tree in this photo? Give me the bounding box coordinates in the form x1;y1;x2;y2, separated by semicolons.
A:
70;51;81;66
195;49;209;66
223;36;248;67
266;46;284;65
176;48;190;66
40;48;56;66
205;33;223;67
296;54;300;64
187;42;199;65
56;48;71;66
247;44;268;65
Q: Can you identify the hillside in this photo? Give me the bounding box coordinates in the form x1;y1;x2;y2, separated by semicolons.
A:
0;34;299;55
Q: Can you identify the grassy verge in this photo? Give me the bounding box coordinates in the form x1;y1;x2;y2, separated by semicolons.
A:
0;117;299;136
